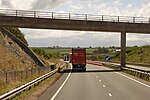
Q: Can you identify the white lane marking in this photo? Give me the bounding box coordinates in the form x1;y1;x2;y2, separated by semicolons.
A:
115;72;150;88
50;65;72;100
99;66;150;88
108;93;112;96
102;85;106;87
99;80;101;82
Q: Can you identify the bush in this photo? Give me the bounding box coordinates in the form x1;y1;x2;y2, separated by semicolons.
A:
32;48;61;59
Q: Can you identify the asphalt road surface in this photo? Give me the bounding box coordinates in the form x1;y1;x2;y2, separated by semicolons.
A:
39;64;150;100
107;62;150;71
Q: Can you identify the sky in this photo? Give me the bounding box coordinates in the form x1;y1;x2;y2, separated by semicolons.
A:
0;0;150;47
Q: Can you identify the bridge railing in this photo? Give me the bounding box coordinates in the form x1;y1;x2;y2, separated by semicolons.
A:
0;9;150;23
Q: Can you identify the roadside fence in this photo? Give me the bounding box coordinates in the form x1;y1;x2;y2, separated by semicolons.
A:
0;65;56;84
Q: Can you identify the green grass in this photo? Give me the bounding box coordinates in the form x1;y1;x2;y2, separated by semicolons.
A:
86;48;97;55
45;48;71;55
111;46;150;64
44;48;97;56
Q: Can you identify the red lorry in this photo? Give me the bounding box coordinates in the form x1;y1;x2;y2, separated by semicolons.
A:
72;48;86;71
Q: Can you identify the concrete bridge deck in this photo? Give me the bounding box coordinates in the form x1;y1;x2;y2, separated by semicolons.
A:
0;9;150;34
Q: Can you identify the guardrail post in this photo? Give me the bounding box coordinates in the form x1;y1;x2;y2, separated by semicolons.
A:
69;13;70;20
118;16;119;22
52;12;53;19
51;65;55;70
102;15;103;22
34;11;36;18
149;18;150;23
85;14;87;21
133;17;135;23
16;10;18;16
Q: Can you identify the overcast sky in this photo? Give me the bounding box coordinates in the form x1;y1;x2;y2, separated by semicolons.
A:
0;0;150;47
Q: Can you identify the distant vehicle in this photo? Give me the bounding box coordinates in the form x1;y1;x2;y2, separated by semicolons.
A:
69;53;72;63
64;55;69;61
72;48;86;71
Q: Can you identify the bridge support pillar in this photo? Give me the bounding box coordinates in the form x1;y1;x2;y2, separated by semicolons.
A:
121;31;126;68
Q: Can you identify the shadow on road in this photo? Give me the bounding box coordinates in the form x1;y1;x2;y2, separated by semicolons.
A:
60;69;122;73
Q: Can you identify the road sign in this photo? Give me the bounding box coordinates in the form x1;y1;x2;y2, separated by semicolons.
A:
105;56;111;62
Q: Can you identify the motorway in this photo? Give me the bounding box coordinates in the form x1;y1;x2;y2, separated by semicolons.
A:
108;62;150;71
38;64;150;100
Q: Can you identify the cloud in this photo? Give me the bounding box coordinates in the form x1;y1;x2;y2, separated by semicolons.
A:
1;0;36;10
1;0;150;47
0;0;70;10
32;0;70;10
22;28;121;47
139;2;150;16
21;29;87;39
26;32;121;47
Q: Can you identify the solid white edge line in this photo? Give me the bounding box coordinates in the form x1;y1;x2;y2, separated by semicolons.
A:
115;72;150;88
50;64;72;100
100;66;150;88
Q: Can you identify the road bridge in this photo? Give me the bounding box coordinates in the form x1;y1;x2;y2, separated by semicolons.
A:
0;9;150;67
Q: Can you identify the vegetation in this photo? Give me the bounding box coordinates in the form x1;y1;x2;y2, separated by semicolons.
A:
93;47;109;54
5;27;28;46
111;45;150;64
32;48;61;59
87;47;111;61
38;46;150;65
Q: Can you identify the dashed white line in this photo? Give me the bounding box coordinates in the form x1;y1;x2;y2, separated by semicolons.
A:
108;93;112;96
102;85;106;87
115;72;150;88
101;66;150;88
99;80;101;82
50;65;72;100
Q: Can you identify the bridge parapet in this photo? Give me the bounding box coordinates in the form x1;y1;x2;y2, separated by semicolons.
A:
0;9;150;24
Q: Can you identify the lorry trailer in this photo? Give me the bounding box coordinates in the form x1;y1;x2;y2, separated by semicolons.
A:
72;48;86;71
